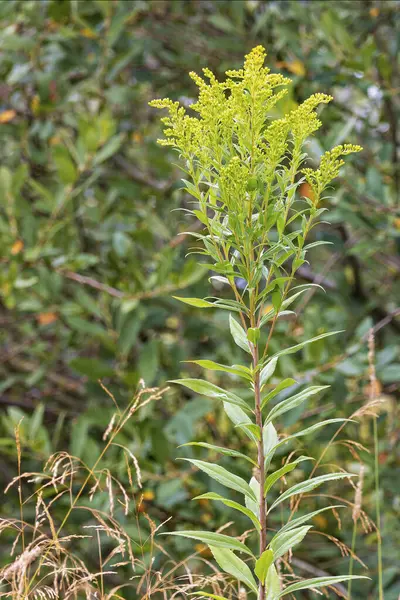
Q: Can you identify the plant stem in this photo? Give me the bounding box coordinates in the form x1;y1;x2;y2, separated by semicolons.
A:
253;343;266;600
348;520;357;599
373;415;384;600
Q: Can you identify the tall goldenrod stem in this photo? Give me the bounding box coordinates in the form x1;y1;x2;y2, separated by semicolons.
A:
253;344;266;600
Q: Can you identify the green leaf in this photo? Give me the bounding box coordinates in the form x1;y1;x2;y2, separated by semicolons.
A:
265;564;281;599
274;419;350;449
268;473;356;512
265;386;329;424
209;547;258;594
173;296;214;308
247;327;260;343
93;132;125;165
255;549;274;584
170;379;251;412
229;315;251;354
270;526;311;560
181;459;257;502
261;378;296;408
264;456;312;494
180;442;257;466
53;145;77;184
245;476;260;520
236;422;261;440
223;403;258;443
263;422;279;464
278;505;345;535
260;357;278;387
279;575;369;597
268;331;343;361
161;530;253;556
186;360;252;381
193;492;261;530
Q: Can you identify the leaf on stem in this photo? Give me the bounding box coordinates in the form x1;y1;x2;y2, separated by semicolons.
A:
261;378;297;408
161;530;254;556
181;458;257;502
209;546;258;594
268;472;356;512
279;575;369;597
270;525;312;560
277;505;345;535
170;378;252;412
193;492;261;530
229;314;251;354
255;549;274;583
186;359;252;381
173;296;215;308
179;441;257;466
264;456;312;494
265;385;329;424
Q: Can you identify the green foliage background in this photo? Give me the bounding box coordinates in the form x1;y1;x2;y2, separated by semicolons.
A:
0;1;399;598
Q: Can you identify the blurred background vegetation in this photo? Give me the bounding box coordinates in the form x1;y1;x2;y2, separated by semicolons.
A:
0;0;399;598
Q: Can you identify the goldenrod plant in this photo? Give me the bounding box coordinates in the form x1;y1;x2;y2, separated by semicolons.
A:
150;46;367;599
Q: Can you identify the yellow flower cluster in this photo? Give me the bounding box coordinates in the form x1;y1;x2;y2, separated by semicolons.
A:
303;144;363;200
150;46;362;218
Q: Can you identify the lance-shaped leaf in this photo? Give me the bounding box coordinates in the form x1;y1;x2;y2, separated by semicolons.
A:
180;442;257;466
223;403;258;444
278;505;345;535
267;331;343;361
268;472;356;512
210;546;258;594
279;575;369;597
265;564;281;599
186;360;252;381
261;378;297;408
194;492;261;531
265;385;329;424
245;476;261;520
236;422;261;440
161;530;253;556
229;315;251;354
264;456;312;494
181;459;257;502
269;525;312;560
173;296;215;308
260;357;278;387
270;419;351;454
263;421;279;467
255;549;274;584
170;379;251;412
